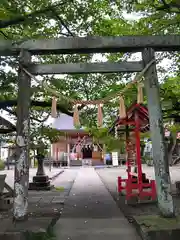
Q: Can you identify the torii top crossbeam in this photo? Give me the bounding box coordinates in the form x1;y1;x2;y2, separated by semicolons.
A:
0;35;180;56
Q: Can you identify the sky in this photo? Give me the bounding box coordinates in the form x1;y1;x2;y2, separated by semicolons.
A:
123;12;142;20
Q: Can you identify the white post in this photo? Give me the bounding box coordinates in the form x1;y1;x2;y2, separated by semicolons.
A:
112;126;119;166
112;152;119;167
103;144;106;165
49;144;53;172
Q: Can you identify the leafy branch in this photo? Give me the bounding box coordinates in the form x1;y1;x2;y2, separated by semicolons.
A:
50;8;74;36
0;99;73;116
0;2;67;29
155;0;180;13
86;126;124;152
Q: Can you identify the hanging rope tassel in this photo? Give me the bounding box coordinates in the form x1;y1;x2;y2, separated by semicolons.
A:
51;97;57;118
97;104;103;127
73;105;80;128
137;83;144;104
119;96;126;119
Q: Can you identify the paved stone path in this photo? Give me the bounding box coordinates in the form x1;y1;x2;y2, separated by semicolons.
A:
28;168;79;216
54;167;140;240
0;167;79;215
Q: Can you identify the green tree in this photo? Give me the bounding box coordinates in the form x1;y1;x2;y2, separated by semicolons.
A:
0;0;179;148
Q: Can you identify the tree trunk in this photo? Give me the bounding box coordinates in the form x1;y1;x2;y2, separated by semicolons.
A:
168;138;177;166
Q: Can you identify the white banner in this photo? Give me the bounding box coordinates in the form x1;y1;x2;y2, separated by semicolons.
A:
112;152;118;166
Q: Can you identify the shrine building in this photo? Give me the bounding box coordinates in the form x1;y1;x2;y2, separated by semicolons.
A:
50;113;103;166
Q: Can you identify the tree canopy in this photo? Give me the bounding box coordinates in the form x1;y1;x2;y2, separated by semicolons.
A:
0;0;179;145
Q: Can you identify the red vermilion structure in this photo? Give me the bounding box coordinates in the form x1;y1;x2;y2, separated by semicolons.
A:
115;103;156;203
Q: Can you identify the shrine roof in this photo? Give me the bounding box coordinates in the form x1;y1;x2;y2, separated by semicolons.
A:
0;115;16;134
109;103;150;133
51;113;85;132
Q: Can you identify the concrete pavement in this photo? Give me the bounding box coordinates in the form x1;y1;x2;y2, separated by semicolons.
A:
96;164;180;194
28;168;79;215
95;164;180;183
54;167;140;240
0;167;64;188
0;168;80;240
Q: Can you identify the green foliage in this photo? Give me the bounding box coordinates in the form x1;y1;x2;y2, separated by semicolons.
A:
0;0;179;144
34;159;38;168
85;126;124;152
161;76;180;122
168;124;180;139
55;186;65;191
140;131;150;139
40;126;66;143
0;159;5;170
25;226;55;240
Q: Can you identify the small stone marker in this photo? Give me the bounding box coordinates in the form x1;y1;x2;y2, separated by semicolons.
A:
0;174;14;210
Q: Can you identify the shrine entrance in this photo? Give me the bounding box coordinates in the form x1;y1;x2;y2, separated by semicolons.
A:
2;35;179;219
82;145;93;159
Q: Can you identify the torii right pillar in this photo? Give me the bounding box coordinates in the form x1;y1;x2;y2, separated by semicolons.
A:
142;48;175;217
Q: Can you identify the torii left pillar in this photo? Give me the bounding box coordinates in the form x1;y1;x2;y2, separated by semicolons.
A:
13;50;31;221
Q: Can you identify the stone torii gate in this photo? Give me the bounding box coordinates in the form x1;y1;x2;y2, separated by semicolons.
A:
0;35;180;220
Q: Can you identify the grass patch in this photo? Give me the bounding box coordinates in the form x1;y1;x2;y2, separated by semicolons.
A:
135;215;180;231
0;160;5;170
25;226;56;240
55;186;65;191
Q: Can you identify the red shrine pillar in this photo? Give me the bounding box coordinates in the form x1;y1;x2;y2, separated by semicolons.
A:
135;111;143;186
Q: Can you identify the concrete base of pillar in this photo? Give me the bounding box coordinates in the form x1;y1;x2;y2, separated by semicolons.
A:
29;175;53;191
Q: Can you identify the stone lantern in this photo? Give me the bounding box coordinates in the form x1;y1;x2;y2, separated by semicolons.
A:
29;143;51;190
